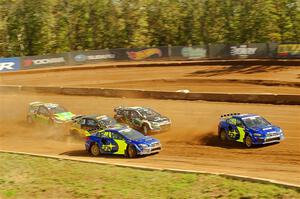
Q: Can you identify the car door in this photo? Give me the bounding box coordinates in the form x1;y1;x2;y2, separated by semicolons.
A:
98;131;118;154
235;119;246;142
111;132;127;155
36;106;50;124
131;111;143;128
226;118;240;141
81;119;98;136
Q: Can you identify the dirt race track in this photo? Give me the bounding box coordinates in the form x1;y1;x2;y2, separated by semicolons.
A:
0;62;300;185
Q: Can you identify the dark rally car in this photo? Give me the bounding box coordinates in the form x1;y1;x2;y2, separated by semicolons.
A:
114;106;171;134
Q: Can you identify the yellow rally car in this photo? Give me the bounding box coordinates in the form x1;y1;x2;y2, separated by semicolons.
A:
69;114;127;137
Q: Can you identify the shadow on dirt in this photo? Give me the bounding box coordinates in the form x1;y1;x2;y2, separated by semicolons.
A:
199;133;279;149
60;150;154;159
187;65;286;77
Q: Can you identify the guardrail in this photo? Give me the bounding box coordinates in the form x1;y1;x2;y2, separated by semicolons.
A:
0;43;299;72
1;85;299;105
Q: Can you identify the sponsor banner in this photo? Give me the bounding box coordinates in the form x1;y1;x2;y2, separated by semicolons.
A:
209;43;268;58
21;53;68;69
230;43;268;58
170;46;207;59
112;47;169;61
0;57;20;72
181;46;207;59
71;50;116;65
277;44;300;58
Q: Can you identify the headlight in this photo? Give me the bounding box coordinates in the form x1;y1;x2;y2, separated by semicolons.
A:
138;144;148;149
253;133;262;137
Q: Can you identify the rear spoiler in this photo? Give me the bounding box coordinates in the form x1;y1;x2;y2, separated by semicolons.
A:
29;101;44;107
220;113;240;118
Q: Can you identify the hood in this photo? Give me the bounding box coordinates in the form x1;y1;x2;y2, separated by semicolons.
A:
133;136;160;145
250;125;281;136
54;112;75;121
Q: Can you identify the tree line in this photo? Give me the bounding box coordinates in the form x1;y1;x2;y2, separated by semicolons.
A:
1;0;300;57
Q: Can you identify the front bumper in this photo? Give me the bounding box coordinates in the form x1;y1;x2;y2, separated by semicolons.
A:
150;123;171;133
137;143;162;155
253;135;284;145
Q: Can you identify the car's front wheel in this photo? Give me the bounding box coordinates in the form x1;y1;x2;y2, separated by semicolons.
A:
90;143;101;156
244;135;253;148
126;145;137;158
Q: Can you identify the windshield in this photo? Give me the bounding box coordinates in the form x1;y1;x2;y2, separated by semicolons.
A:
98;117;117;126
242;116;270;128
119;128;144;140
49;106;68;114
138;108;161;118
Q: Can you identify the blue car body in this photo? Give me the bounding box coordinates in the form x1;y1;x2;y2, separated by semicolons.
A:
218;113;284;147
85;127;162;156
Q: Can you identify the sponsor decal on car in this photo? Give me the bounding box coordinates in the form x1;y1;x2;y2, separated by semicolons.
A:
277;44;300;58
23;57;65;67
74;54;115;62
0;58;20;72
127;48;162;60
230;45;257;56
181;47;206;59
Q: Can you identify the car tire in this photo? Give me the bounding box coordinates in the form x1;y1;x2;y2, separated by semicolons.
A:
219;129;227;142
90;143;101;156
126;145;137;158
244;135;253;148
142;124;149;135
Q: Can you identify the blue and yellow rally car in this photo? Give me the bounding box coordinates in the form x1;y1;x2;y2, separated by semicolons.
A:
218;113;284;147
85;127;162;158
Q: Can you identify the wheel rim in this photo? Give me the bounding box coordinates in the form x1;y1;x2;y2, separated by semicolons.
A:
245;136;252;147
221;131;226;141
91;144;99;156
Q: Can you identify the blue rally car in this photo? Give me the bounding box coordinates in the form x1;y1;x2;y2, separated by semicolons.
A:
85;127;162;158
218;113;284;148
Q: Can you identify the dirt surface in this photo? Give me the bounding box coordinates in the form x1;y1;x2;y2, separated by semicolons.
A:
1;64;299;94
0;62;300;186
0;92;299;185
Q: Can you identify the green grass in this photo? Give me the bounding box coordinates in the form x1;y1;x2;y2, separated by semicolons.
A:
0;153;299;199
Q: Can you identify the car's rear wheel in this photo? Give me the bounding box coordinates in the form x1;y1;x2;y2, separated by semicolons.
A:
90;143;101;156
127;145;137;158
219;130;227;142
244;135;253;148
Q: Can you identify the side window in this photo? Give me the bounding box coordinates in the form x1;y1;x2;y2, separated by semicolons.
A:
86;119;97;127
236;119;244;128
227;118;237;125
38;107;49;116
124;110;130;118
80;118;86;125
111;132;124;140
131;111;139;119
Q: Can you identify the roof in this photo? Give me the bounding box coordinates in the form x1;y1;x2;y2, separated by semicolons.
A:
233;114;259;119
81;114;110;120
